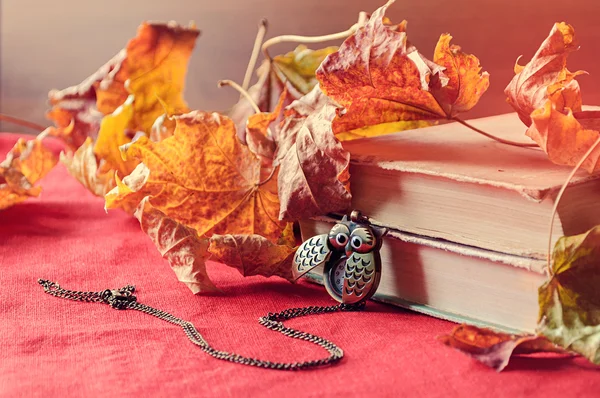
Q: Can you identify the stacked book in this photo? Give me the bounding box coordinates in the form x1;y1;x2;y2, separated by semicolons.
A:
301;112;600;333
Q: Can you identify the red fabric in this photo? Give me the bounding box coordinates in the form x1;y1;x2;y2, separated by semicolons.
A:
1;133;599;397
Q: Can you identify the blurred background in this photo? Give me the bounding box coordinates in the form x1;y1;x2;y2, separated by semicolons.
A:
1;0;599;133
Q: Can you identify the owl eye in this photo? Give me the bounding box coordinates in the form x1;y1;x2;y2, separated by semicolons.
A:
335;233;348;246
349;227;375;253
328;223;351;250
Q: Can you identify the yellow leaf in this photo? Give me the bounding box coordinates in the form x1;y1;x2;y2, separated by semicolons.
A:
273;45;338;94
94;95;139;177
538;225;600;364
336;120;434;141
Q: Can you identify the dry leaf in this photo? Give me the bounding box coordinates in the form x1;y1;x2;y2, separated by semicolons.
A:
135;197;218;293
274;85;336;163
105;111;286;241
60;138;116;197
431;33;490;117
439;324;566;371
505;22;583;127
527;104;600;172
208;234;296;281
96;22;199;134
0;135;58;210
277;99;351;221
316;0;448;134
47;49;127;150
49;22;199;197
229;45;337;143
505;22;600;171
538;225;600;365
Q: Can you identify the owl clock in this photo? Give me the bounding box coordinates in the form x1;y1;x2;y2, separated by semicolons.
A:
293;210;387;305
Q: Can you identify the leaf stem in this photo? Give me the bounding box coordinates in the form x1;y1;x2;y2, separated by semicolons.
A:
242;19;268;92
0;113;47;132
261;11;368;60
218;79;261;114
546;134;600;275
218;79;273;138
451;117;540;148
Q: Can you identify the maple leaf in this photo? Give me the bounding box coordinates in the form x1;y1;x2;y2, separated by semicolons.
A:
0;135;58;210
505;22;600;171
431;33;490;117
96;22;199;134
229;45;337;143
105;111;300;291
48;22;199;197
505;22;583;127
277;94;352;221
538;225;600;364
106;110;286;240
316;0;488;135
527;104;600;172
439;324;567;371
245;85;352;221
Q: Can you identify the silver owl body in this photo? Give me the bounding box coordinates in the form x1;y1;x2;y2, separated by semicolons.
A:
293;213;384;305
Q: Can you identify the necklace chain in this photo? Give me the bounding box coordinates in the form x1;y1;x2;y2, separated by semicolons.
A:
37;279;364;371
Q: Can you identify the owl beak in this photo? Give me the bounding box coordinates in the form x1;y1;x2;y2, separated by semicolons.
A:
345;243;352;257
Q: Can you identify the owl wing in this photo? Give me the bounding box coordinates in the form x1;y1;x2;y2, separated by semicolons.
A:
292;234;332;280
343;251;377;304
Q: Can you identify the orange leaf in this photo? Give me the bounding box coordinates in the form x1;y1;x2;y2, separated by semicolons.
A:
527;103;600;172
105;111;286;242
135;197;218;293
316;0;448;133
49;22;199;197
431;33;490;116
96;22;199;133
208;234;296;281
439;324;567;371
0;135;57;210
505;22;584;126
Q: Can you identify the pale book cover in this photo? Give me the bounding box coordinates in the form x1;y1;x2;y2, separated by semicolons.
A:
342;112;600;259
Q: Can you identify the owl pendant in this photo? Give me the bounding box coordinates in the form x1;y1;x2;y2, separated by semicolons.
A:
293;211;386;305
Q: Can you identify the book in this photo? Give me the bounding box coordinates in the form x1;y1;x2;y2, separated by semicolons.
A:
300;218;546;333
341;112;600;259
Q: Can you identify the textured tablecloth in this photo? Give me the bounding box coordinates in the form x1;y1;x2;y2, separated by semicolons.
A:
1;133;599;397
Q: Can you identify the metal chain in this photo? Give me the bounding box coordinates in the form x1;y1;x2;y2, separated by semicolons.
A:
37;279;364;371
